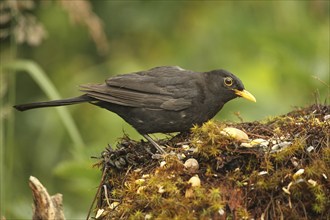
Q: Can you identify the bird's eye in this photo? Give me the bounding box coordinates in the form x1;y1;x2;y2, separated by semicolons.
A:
224;77;233;87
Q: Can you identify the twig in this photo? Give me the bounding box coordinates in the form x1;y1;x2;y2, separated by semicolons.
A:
86;166;108;220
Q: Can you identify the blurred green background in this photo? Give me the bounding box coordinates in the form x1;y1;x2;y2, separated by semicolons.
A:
1;0;329;219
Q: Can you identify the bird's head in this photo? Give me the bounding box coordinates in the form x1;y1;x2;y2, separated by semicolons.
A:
206;69;256;103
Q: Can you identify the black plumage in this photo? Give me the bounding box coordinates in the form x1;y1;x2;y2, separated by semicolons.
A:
14;66;256;153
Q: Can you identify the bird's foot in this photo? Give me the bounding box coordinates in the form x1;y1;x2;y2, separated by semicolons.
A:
142;134;166;154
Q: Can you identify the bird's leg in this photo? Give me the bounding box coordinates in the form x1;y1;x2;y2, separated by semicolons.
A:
143;134;166;154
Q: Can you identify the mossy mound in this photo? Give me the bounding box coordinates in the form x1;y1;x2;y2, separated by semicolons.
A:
93;104;329;220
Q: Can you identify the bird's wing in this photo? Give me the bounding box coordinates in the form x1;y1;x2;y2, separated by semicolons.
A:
80;66;200;111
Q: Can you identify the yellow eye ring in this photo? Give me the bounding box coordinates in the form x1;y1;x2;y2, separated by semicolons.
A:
224;77;233;86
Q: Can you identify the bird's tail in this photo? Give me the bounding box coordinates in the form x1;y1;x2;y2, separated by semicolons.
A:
14;95;94;111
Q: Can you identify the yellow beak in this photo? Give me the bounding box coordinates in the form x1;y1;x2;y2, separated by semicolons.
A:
233;89;256;102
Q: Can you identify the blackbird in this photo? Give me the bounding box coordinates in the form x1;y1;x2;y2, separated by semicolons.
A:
14;66;256;153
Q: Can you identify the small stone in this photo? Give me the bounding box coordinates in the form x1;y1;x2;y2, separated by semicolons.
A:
258;171;268;176
185;175;201;198
290;157;299;167
278;141;292;148
158;185;165;194
218;208;225;215
145;214;153;220
271;144;280;151
271;141;292;152
188;175;201;187
324;114;330;121
240;143;252;148
182;144;190;150
220;127;249;142
306;146;314;153
322;173;327;179
184;158;199;173
250;138;269;147
134;168;142;173
241;138;269;148
160;161;166;167
307;179;317;187
293;169;304;179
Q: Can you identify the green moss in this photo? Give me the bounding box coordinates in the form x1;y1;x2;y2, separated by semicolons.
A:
271;138;305;162
94;104;330;219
